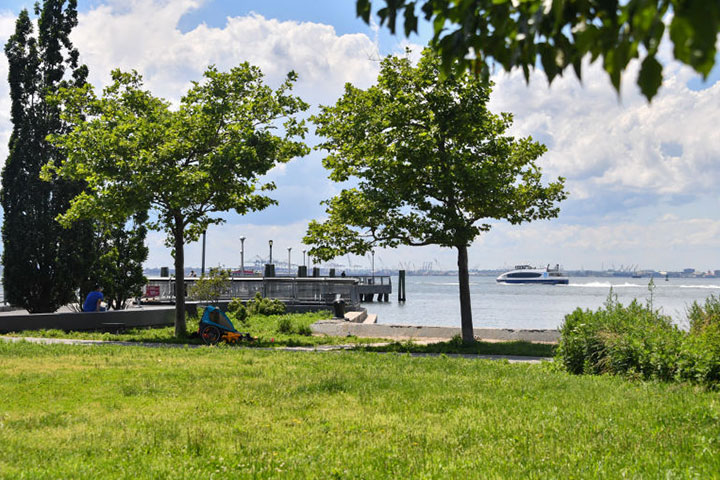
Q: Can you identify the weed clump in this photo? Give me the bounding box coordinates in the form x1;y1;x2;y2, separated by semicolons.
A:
246;292;286;316
556;291;720;388
276;316;312;336
227;298;248;324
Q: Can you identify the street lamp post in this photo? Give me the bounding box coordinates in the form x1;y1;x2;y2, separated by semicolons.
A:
288;247;292;276
201;230;206;276
372;250;375;279
239;236;246;276
268;240;273;264
302;249;306;267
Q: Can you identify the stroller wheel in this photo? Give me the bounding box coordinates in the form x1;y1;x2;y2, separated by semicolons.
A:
200;325;222;345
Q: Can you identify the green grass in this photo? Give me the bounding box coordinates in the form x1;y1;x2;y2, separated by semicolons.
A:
2;311;556;356
2;311;385;347
358;336;555;357
1;341;719;479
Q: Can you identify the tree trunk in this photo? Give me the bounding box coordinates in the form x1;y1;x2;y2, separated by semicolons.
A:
173;217;187;337
457;244;475;344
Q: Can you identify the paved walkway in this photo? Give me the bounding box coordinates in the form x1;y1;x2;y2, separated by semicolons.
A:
1;336;550;363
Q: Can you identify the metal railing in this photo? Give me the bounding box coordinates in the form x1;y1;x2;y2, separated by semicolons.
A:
143;277;360;305
351;275;392;287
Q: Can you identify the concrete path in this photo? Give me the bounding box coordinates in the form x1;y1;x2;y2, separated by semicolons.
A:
1;336;550;363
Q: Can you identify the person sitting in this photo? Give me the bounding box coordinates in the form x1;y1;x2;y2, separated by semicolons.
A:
82;286;106;312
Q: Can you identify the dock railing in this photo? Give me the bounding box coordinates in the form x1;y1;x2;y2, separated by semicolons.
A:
143;276;360;305
351;275;392;287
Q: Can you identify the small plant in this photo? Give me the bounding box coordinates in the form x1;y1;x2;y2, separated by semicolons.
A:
277;317;294;334
246;292;286;316
687;295;720;334
296;324;312;336
188;267;231;305
227;298;248;324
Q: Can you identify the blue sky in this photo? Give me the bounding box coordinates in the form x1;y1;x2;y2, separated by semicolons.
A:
1;1;719;273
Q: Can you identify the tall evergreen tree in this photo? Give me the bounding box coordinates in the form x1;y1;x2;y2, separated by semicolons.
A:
1;1;94;313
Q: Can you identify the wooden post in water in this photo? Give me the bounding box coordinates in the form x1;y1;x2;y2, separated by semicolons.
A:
398;270;406;302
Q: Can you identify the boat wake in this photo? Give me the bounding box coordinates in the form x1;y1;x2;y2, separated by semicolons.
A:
569;282;644;288
678;284;720;289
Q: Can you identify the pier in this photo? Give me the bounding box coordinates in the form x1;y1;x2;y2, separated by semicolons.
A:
352;275;392;302
143;276;361;306
144;274;394;305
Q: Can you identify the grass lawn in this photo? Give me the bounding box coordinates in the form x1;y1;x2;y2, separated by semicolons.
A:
2;311;385;347
2;311;555;357
358;338;555;358
1;341;719;478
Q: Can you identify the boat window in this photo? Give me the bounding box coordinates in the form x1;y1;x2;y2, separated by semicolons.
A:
507;272;542;278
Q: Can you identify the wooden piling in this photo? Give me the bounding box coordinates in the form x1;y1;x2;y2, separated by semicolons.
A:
398;270;406;302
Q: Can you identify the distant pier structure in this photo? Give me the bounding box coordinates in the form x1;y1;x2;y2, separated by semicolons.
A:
354;275;392;302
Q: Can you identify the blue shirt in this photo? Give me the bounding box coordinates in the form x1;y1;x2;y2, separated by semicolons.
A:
83;291;104;312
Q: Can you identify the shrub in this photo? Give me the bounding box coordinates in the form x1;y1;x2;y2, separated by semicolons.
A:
557;290;720;388
296;324;313;336
277;317;294;334
556;292;681;380
227;298;248;324
246;292;286;316
677;296;720;385
189;267;231;304
687;295;720;334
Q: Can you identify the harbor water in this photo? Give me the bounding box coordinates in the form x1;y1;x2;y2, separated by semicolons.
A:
371;275;720;330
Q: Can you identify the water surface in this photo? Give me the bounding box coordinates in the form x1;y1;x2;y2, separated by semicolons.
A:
371;275;720;329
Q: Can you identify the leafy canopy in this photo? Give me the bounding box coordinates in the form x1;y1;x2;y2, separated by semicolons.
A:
44;63;309;334
305;49;567;260
44;64;309;246
357;0;719;100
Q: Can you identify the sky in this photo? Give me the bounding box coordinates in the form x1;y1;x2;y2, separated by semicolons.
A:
0;0;719;273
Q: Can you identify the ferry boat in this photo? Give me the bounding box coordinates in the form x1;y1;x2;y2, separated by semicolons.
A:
496;264;569;285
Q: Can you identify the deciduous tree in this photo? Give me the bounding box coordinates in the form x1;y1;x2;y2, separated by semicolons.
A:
85;213;149;311
45;65;309;335
305;50;567;343
357;0;719;100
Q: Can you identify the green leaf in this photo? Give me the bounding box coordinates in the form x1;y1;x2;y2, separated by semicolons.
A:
638;55;663;101
356;0;371;22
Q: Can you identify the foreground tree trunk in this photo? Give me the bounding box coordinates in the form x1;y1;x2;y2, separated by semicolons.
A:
173;217;187;337
457;244;475;344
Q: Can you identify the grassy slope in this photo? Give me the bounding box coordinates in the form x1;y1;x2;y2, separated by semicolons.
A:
1;342;719;479
3;311;555;356
2;311;383;347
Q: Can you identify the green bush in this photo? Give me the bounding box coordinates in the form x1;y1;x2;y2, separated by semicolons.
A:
277;317;294;334
296;324;313;336
557;292;720;388
677;297;720;385
227;298;248;324
246;292;286;316
275;316;312;336
188;267;231;304
687;294;720;334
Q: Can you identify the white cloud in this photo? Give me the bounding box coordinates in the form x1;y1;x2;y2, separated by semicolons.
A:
1;1;720;272
73;4;380;105
488;52;720;205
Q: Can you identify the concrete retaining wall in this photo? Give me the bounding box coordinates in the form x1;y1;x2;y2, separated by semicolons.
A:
311;320;560;343
0;307;175;333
